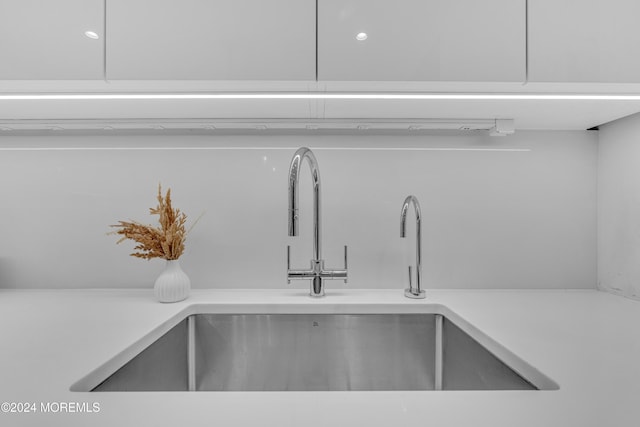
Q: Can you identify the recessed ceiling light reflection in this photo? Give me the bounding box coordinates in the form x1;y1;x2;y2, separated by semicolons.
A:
84;31;99;40
356;32;368;41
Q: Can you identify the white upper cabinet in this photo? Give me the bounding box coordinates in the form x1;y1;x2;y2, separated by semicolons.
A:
529;0;640;83
318;0;526;82
0;0;104;79
106;0;316;80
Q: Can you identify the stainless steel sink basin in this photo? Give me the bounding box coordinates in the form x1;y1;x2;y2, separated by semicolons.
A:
72;306;558;392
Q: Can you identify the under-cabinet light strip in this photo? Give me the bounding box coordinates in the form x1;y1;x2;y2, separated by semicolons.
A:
1;93;640;101
0;147;531;152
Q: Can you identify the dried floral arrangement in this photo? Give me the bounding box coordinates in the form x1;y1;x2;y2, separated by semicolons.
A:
110;185;196;260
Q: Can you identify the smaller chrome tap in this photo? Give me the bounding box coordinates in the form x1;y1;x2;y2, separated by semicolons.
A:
400;195;425;299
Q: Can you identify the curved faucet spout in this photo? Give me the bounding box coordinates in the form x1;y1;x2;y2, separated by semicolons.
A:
400;195;425;299
288;147;322;260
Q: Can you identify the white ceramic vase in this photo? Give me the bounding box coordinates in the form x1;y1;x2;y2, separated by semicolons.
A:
154;259;190;303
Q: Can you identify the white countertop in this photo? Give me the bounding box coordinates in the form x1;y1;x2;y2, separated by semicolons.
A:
0;288;638;426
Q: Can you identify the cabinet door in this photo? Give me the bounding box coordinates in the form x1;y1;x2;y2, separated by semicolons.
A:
529;0;640;83
106;0;315;80
0;0;104;79
318;0;525;82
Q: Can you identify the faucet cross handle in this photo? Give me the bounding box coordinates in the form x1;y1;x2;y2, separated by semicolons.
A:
343;245;348;284
287;245;291;285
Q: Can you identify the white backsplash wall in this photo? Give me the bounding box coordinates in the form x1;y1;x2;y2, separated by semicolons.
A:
599;113;640;299
0;130;596;290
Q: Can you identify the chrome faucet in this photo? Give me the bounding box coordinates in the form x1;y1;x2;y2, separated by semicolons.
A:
287;147;347;297
400;195;425;299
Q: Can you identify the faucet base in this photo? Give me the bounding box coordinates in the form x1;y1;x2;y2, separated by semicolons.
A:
310;276;325;298
404;288;426;299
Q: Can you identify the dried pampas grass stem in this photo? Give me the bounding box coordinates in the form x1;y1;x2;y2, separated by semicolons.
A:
110;184;193;260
